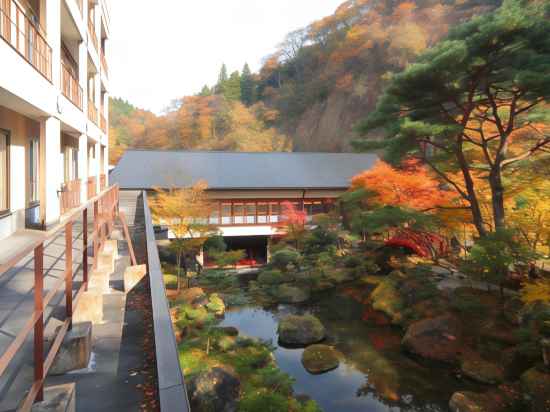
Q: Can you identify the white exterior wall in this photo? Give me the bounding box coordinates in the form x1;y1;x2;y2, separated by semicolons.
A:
0;0;111;240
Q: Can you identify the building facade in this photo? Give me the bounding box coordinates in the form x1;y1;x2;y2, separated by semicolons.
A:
0;0;110;240
111;150;378;265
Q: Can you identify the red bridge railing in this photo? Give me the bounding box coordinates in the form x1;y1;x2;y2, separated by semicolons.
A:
0;185;119;411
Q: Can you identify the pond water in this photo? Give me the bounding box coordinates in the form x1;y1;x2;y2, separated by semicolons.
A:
219;287;478;412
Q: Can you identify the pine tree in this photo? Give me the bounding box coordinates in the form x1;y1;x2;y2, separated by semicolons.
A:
224;71;242;101
215;64;228;94
198;85;212;97
240;63;255;106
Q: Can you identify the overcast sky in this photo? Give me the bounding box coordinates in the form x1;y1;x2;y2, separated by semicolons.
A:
108;0;343;113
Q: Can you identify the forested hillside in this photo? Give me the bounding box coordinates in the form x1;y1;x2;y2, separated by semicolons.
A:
110;0;502;163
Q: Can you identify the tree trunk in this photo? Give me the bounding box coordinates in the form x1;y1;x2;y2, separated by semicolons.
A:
489;165;506;230
457;153;487;238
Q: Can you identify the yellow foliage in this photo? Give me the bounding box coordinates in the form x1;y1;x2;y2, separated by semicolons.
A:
521;279;550;304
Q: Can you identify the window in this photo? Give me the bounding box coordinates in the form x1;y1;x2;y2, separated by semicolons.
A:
63;146;78;182
209;205;220;225
233;203;244;224
0;131;9;214
257;203;268;224
221;203;232;225
245;203;256;224
269;202;280;223
29;138;39;204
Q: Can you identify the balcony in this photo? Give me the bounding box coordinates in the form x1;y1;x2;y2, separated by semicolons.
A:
100;174;106;191
61;62;83;110
88;99;98;125
87;176;97;199
0;0;52;81
87;16;98;51
60;179;81;215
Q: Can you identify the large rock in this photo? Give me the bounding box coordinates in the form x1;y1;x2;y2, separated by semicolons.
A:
460;354;504;384
301;344;341;374
188;365;240;412
49;322;92;375
521;367;550;412
272;284;310;304
30;383;75;412
402;314;462;364
278;315;326;346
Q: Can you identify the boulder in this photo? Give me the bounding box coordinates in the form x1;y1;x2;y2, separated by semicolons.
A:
301;344;341;374
402;314;462;364
521;367;550;412
188;366;240;412
460;354;504;384
30;383;75;412
272;284;310;304
49;322;92;375
278;315;326;346
206;293;225;316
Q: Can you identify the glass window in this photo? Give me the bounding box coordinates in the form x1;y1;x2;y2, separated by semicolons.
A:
233;203;244;224
269;202;280;223
0;131;8;213
29;138;39;203
245;203;256;224
257;203;268;224
221;203;232;225
209;205;220;225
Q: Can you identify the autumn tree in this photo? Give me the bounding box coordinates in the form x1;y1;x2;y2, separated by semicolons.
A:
277;201;307;250
150;181;216;290
355;0;550;237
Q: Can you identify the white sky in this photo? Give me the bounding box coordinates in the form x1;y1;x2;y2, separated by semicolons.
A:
109;0;343;113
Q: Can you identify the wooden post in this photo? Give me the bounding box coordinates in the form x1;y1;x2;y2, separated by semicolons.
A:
83;208;88;288
34;244;44;402
65;222;73;330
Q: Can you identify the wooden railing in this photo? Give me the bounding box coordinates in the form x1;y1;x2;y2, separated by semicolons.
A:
0;0;52;81
60;179;81;215
87;176;97;199
100;49;108;77
100;174;106;191
88;99;98;125
61;62;83;110
0;185;119;411
88;17;98;51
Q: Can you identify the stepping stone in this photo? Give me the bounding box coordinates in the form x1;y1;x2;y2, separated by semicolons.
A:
73;291;103;325
123;265;147;292
30;383;75;412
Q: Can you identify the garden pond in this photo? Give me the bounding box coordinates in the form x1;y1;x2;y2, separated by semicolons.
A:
215;282;482;412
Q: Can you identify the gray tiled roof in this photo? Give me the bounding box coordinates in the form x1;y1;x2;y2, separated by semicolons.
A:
110;150;378;190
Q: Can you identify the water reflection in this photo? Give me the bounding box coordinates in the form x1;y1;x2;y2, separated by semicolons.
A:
219;289;475;412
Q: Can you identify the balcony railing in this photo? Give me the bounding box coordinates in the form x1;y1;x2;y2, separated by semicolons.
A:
100;50;108;77
60;179;81;215
0;185;119;410
100;112;107;133
88;17;98;51
88;100;98;125
87;176;97;199
61;62;83;110
100;174;106;191
0;0;52;81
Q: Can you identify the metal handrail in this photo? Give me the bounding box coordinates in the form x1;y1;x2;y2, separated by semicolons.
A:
0;185;119;411
142;192;191;412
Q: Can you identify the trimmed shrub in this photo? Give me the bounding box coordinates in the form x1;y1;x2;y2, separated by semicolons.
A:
271;248;301;271
257;269;285;286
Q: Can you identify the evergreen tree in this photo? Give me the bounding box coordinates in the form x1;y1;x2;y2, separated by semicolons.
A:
224;71;242;101
198;85;212;97
240;63;255;106
215;64;228;94
355;0;550;237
